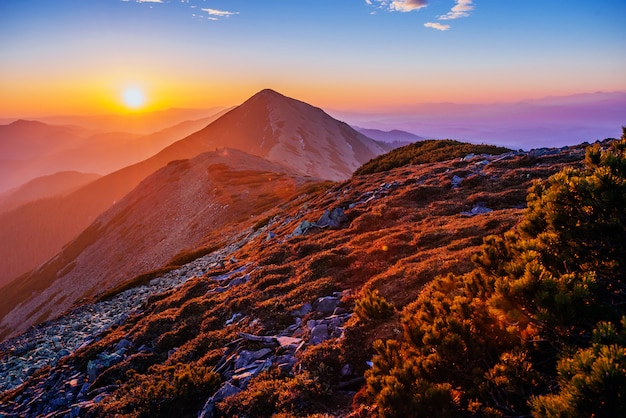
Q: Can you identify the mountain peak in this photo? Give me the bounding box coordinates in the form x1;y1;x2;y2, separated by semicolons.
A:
7;119;49;128
166;89;386;182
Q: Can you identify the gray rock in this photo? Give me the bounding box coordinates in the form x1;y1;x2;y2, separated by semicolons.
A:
461;203;493;216
310;323;329;345
290;303;312;317
115;339;132;352
199;382;242;418
292;220;315;236
314;296;340;314
316;208;348;229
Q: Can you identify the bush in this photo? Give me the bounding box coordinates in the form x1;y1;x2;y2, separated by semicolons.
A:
365;133;626;416
354;289;395;321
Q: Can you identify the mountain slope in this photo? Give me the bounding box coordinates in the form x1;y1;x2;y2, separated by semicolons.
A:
355;127;424;144
0;140;594;417
0;171;101;214
162;89;387;181
0;149;318;341
0;89;386;291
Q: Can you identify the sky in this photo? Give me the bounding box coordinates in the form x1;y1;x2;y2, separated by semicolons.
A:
1;0;625;117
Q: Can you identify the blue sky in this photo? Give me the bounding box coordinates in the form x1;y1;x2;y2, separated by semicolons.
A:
1;0;625;116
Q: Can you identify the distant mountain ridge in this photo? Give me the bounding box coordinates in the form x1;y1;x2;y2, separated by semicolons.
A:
0;171;100;214
355;127;424;144
0;111;228;194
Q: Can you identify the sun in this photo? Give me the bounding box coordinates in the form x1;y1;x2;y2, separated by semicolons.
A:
122;87;146;110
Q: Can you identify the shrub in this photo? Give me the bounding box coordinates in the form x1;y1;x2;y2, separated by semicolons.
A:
354;289;395;321
365;133;626;416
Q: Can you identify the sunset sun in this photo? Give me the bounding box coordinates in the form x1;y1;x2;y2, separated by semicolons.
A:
122;87;146;110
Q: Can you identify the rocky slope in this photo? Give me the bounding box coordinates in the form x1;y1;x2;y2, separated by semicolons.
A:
0;142;589;417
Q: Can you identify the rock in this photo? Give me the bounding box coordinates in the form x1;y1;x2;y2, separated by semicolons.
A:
332;307;347;316
199;382;242;418
114;339;132;352
275;336;303;349
461;203;493;216
314;296;340;314
228;274;249;287
292;220;315;236
310;323;329;345
316;208;348;229
225;313;243;326
290;303;312;317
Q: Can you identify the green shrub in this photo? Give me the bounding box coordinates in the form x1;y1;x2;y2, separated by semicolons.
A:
365;133;626;416
354;289;395;321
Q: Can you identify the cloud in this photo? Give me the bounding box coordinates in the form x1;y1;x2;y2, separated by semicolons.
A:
201;8;240;18
390;0;428;12
424;22;450;31
367;1;428;13
438;0;474;20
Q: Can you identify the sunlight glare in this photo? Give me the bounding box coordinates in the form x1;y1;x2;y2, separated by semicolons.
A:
122;87;146;109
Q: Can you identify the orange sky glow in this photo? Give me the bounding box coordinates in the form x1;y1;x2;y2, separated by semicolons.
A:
1;1;625;117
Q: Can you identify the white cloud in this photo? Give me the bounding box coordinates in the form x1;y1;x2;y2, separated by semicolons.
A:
367;0;428;13
438;0;474;20
424;22;450;31
391;0;428;12
135;0;163;3
201;8;240;18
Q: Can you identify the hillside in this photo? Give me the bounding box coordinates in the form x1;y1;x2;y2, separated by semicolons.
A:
2;137;617;417
0;90;386;291
0;149;319;340
0;171;101;215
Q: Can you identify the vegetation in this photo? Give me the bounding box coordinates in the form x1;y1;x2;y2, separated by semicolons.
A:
102;363;220;417
354;140;510;176
366;132;626;416
354;288;395;321
6;130;620;417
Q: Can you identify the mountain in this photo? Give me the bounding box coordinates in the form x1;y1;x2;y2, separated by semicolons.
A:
0;171;100;214
162;89;387;181
0;120;88;160
2;138;612;418
0;89;386;290
0;110;228;194
0;120;90;192
355;127;424;144
38;107;227;135
334;91;626;149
